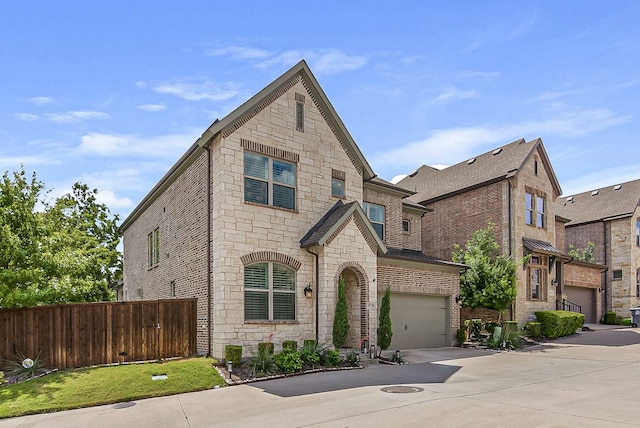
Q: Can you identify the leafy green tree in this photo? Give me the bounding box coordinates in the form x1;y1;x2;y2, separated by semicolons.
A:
332;276;349;348
452;223;521;322
377;287;393;350
568;242;595;263
0;167;121;308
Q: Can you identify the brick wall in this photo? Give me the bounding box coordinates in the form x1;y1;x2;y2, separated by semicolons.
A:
422;181;505;260
122;150;210;353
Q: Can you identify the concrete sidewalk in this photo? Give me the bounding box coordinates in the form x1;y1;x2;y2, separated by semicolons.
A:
3;327;640;427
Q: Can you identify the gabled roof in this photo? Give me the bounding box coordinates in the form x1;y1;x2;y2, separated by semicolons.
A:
120;60;374;232
398;138;562;205
300;200;387;254
556;178;640;226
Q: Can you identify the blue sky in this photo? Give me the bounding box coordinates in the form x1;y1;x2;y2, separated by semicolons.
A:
2;1;639;221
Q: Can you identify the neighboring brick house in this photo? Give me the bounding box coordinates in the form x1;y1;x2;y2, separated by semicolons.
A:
398;138;570;324
556;178;640;318
119;60;463;358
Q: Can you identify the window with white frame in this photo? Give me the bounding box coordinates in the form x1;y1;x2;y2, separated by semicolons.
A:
244;151;296;210
527;255;547;300
244;262;296;321
402;219;410;233
147;227;160;267
525;192;545;228
362;202;385;240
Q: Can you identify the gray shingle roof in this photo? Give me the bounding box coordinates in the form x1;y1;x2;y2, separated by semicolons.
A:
398;138;561;204
556;178;640;226
380;247;467;269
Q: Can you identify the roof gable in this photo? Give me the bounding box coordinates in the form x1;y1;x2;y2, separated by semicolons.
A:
300;200;387;254
398;138;562;204
557;178;640;226
196;60;374;180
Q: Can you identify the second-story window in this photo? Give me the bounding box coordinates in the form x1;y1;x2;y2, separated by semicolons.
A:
636;219;640;246
244;151;296;210
147;227;160;268
525;192;545;228
402;219;410;233
362;202;385;240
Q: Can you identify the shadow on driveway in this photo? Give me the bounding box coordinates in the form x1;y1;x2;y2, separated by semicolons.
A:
549;328;640;347
250;362;460;397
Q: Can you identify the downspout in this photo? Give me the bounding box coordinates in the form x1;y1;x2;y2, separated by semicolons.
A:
306;248;319;342
205;145;213;357
603;220;608;313
508;180;514;321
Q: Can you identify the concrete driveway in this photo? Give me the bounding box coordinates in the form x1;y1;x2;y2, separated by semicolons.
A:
3;327;640;427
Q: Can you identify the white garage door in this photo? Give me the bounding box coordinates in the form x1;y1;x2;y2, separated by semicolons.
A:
379;293;448;349
565;286;596;323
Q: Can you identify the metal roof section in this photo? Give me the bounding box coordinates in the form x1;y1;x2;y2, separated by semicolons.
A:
522;238;570;259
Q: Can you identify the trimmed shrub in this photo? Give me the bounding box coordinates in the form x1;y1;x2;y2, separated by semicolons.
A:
333;277;349;348
604;311;617;325
524;322;542;339
455;326;467;346
258;342;274;355
225;345;242;365
621;317;633;326
282;340;298;352
535;310;585;339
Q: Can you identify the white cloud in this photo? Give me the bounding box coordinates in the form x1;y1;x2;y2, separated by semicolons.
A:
204;45;271;59
137;103;166;112
78;130;200;159
390;174;407;184
15;113;39;121
256;49;367;74
0;154;61;170
45;110;111;123
371;107;630;175
28;96;54;105
560;164;640;197
433;88;478;104
146;79;240;102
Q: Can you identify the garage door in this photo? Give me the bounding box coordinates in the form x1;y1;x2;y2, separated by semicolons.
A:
379;293;448;349
565;286;596;323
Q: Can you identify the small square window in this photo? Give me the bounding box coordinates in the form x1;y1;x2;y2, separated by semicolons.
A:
613;269;623;280
402;220;410;233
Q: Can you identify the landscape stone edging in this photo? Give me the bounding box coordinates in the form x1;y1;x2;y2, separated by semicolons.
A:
213;364;363;386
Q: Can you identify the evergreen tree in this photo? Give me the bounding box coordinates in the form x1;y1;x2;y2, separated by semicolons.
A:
332;276;349;348
377;287;393;350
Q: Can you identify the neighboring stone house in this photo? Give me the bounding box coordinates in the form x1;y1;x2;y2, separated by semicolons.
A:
556;178;640;318
398;138;569;325
119;60;463;358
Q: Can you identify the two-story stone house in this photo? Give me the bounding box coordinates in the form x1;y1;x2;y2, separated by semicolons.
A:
398;138;568;324
119;60;463;358
556;178;640;318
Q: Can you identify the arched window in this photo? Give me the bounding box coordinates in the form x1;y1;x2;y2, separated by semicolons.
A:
244;262;296;321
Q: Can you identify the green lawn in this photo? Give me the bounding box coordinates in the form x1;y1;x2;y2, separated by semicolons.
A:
0;357;225;419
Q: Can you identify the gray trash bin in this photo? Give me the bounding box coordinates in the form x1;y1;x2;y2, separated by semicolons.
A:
630;308;640;327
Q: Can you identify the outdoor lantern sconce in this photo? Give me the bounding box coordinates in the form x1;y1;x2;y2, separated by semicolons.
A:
304;284;313;298
455;294;463;306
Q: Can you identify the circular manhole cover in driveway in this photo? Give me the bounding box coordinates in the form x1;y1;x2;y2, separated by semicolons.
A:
380;385;424;394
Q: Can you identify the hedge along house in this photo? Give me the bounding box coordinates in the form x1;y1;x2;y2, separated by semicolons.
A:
556;178;640;319
398;138;572;325
118;60;464;358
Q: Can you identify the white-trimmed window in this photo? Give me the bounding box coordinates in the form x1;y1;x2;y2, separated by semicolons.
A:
244;262;296;321
525;192;545;228
362;202;385;240
402;219;410;234
147;228;160;267
527;255;547;300
244;152;296;210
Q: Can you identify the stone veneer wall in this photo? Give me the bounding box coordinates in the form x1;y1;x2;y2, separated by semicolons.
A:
376;260;460;346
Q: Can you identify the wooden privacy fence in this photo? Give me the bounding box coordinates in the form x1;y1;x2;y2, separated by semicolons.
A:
0;299;197;369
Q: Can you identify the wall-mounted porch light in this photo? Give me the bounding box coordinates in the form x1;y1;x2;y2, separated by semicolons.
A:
304;284;313;298
455;295;463;306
